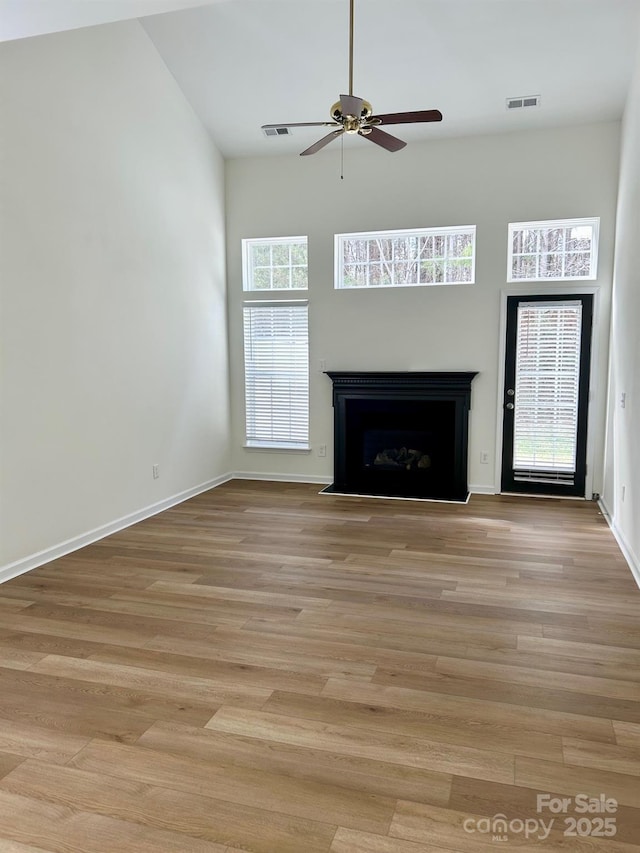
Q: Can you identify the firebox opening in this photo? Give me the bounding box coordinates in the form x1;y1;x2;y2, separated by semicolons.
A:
345;399;457;499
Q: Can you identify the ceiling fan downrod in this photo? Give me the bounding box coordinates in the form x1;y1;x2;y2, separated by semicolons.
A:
349;0;354;97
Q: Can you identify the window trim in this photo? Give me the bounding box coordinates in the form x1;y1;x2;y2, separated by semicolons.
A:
334;225;476;290
242;235;308;292
507;217;600;283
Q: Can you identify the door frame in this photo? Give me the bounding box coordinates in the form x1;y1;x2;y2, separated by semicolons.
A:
494;284;601;499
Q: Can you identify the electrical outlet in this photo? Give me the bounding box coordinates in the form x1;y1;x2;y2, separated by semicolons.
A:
318;444;327;457
480;451;489;464
152;464;160;479
621;392;626;409
319;359;327;372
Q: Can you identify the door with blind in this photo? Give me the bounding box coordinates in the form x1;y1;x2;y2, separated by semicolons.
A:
501;294;593;497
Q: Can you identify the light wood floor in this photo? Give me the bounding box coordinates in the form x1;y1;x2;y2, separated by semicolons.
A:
0;481;639;852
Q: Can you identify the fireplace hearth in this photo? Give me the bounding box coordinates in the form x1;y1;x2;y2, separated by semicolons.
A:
325;372;477;501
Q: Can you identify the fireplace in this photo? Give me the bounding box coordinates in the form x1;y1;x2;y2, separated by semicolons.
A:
326;371;477;501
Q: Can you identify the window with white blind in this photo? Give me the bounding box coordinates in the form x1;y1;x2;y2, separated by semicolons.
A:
243;303;309;449
335;226;476;289
513;300;583;481
508;218;599;282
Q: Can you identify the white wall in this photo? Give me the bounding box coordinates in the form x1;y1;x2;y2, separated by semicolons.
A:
226;123;620;491
0;20;230;574
603;31;640;579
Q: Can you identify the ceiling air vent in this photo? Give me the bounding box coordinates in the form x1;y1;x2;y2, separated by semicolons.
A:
263;127;291;137
507;95;540;110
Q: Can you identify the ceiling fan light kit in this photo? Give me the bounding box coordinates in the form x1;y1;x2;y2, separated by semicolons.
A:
261;0;442;156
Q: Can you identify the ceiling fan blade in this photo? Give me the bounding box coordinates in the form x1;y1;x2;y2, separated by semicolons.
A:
262;121;339;130
300;129;344;156
340;94;363;117
370;109;443;125
361;126;406;152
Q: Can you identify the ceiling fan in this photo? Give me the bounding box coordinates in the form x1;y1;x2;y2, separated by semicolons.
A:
261;0;443;156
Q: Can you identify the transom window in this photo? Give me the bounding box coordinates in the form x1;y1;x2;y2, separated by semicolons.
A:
335;226;476;289
243;236;308;291
508;218;599;282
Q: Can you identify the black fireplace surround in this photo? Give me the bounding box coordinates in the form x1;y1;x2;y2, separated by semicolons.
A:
326;372;477;502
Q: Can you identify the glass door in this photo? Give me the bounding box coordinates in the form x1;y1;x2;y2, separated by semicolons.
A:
501;294;593;497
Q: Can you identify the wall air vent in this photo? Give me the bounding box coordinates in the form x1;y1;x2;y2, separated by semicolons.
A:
507;95;540;110
263;127;291;137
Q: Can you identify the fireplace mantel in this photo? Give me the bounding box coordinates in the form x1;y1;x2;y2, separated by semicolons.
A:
326;371;478;396
325;371;478;501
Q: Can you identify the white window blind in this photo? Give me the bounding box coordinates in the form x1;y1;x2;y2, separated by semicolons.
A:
243;303;309;448
513;301;582;481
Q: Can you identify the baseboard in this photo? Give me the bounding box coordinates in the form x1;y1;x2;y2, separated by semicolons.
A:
0;473;233;586
468;484;498;495
232;471;332;485
598;496;640;589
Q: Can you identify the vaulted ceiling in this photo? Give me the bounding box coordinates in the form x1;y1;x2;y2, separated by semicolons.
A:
3;0;639;159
